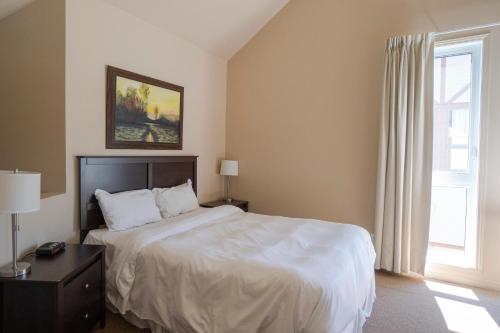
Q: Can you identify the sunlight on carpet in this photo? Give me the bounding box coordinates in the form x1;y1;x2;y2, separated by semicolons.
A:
435;296;500;333
425;280;479;301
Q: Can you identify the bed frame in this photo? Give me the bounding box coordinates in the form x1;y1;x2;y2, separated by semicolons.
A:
78;156;198;243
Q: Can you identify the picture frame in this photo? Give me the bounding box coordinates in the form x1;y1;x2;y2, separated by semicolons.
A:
106;66;184;150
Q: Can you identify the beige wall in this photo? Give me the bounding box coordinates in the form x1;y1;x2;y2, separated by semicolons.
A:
227;0;500;289
227;0;434;232
0;0;65;194
0;0;227;265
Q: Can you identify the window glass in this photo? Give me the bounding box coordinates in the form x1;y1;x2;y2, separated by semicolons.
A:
428;39;483;269
433;53;472;172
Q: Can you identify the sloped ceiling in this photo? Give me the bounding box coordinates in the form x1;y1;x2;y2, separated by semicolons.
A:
416;0;500;31
104;0;289;60
103;0;500;59
0;0;35;20
1;0;499;59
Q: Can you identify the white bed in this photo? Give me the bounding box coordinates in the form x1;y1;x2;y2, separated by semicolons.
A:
84;205;376;333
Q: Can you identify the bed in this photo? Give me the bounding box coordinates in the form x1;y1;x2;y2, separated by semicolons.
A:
79;156;376;333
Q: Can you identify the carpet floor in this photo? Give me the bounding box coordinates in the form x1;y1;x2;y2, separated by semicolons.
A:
94;271;500;333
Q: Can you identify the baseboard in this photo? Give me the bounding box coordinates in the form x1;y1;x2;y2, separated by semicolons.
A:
425;266;500;292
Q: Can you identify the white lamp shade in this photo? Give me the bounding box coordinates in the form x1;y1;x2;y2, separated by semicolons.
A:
220;160;238;176
0;170;41;213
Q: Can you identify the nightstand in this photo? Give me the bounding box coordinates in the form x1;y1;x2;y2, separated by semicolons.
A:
201;199;249;212
0;244;106;333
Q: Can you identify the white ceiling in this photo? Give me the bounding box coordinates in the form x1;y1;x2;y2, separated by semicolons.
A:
104;0;289;60
0;0;35;20
103;0;500;59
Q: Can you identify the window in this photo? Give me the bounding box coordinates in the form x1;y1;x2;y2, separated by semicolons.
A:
428;39;483;268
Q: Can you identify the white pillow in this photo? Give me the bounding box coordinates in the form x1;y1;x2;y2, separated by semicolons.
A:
95;189;161;231
153;179;199;218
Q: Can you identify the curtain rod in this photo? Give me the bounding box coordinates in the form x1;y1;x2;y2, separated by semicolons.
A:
435;22;500;36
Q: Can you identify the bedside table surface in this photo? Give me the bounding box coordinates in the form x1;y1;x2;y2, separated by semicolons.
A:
202;199;248;207
0;244;104;283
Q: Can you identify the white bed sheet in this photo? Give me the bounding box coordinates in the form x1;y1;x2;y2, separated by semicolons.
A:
85;206;376;333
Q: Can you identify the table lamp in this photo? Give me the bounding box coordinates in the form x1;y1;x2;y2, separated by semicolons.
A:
220;160;238;203
0;169;40;277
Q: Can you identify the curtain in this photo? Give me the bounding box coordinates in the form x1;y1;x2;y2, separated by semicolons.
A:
374;33;435;275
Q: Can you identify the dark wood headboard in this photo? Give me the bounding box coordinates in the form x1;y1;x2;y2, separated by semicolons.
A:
78;156;198;242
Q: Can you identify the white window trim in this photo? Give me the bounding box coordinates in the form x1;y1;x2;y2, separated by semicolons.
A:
426;32;490;278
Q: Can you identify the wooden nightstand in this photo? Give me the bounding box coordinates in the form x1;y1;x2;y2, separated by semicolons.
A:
0;244;106;333
201;199;249;212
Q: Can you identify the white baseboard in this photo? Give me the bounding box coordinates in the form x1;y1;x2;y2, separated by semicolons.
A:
425;265;500;292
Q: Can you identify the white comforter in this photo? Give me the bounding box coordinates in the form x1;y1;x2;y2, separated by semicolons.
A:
85;206;375;333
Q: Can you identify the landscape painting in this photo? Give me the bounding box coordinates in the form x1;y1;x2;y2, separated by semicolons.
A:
106;66;183;149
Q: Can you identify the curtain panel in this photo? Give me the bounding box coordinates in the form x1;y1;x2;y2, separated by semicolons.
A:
374;33;435;275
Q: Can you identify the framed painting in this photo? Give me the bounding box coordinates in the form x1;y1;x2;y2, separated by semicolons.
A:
106;66;183;149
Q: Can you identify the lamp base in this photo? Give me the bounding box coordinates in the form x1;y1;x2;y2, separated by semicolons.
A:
0;262;31;277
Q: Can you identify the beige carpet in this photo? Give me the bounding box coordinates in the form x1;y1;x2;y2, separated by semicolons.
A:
94;272;500;333
365;272;500;333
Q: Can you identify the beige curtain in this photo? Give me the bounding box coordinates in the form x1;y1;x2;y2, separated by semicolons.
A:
374;33;434;275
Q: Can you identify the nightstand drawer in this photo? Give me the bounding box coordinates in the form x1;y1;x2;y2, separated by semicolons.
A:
63;259;102;331
64;300;101;333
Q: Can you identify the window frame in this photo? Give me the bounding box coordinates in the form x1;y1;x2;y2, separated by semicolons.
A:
428;37;485;269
